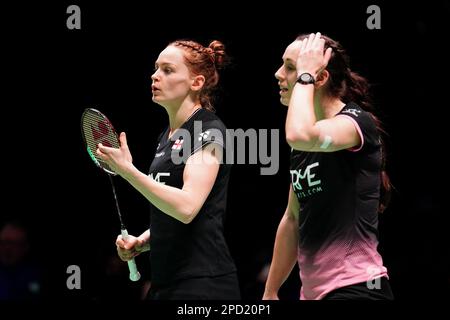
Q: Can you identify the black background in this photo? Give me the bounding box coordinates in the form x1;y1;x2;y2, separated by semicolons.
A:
3;0;450;304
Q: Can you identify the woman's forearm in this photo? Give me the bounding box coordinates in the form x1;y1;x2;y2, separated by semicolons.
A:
264;212;299;295
122;166;198;224
285;84;320;149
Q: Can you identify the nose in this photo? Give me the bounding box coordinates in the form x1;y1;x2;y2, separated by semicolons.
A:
274;66;283;81
151;70;159;82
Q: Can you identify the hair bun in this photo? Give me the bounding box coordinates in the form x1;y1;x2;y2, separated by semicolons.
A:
208;40;227;69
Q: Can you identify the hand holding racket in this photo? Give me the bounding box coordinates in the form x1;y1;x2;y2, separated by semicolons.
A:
116;234;147;261
81;108;141;282
97;131;133;178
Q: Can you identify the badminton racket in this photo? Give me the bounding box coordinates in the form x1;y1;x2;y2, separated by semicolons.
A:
81;108;141;282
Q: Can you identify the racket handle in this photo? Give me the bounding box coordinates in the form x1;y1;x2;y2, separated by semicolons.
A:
121;229;141;282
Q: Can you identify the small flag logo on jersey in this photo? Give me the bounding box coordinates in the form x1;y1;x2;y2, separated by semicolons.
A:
172;139;184;150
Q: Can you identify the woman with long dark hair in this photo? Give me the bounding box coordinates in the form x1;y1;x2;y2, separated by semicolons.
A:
263;32;393;300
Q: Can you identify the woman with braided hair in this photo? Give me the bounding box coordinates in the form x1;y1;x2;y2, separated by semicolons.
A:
97;39;240;299
263;33;394;300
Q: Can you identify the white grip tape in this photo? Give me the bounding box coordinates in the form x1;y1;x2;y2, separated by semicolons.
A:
121;229;141;281
127;260;141;281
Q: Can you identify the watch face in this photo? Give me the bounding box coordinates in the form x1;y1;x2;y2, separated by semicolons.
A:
300;73;313;82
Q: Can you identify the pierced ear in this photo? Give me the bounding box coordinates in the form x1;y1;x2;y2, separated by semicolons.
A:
191;75;206;92
315;69;330;89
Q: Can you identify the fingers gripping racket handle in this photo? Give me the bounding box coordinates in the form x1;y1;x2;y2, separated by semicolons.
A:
121;229;141;282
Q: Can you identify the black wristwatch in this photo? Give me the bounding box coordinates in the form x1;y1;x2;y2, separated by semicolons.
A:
297;72;315;85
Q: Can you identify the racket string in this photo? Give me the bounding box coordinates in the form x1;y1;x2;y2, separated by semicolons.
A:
81;109;120;175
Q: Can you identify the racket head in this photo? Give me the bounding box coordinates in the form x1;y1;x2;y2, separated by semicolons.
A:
81;108;120;175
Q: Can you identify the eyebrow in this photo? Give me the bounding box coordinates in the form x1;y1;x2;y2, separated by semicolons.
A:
155;61;176;68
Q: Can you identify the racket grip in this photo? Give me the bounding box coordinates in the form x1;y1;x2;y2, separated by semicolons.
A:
127;259;141;282
121;229;141;282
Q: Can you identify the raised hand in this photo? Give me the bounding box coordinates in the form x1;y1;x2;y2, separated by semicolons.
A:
97;132;134;177
295;32;333;79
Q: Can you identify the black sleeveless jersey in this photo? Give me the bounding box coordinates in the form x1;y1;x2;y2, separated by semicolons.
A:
148;108;236;286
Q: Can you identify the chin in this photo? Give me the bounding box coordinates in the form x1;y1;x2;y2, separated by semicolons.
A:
280;97;289;107
152;97;163;106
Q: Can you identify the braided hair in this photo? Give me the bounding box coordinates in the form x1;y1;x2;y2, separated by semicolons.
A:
170;40;228;111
